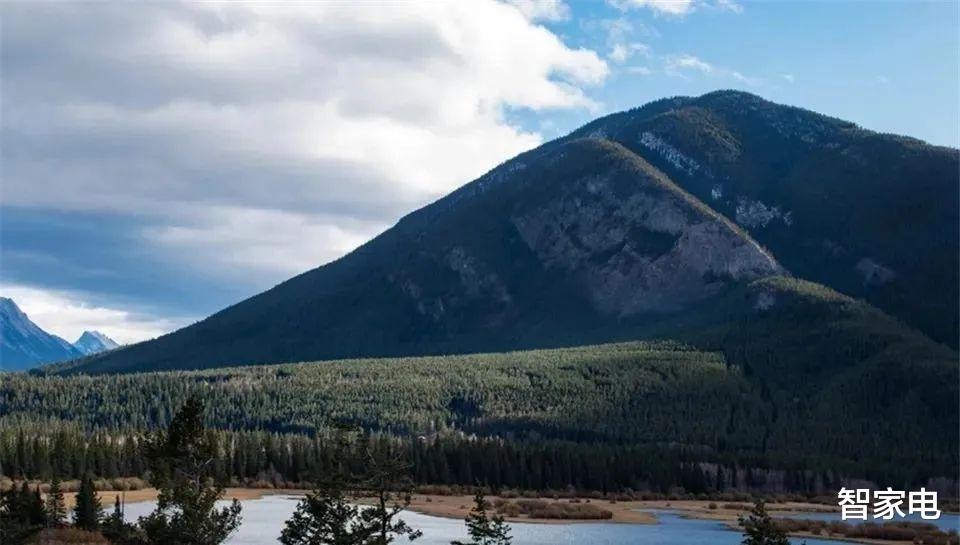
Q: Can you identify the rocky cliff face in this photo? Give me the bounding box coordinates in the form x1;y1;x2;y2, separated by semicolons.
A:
509;140;782;315
382;138;782;331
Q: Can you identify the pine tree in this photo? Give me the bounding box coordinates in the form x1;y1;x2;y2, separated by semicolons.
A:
45;475;67;528
139;397;242;545
103;494;141;545
103;495;124;530
280;422;371;545
74;473;103;531
452;491;512;545
356;445;422;545
280;482;366;545
0;483;46;543
27;484;47;528
738;500;789;545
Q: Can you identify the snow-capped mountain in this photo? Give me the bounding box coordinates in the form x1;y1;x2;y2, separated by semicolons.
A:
0;297;82;371
73;330;119;355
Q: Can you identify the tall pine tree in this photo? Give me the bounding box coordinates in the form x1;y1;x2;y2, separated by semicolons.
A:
738;500;789;545
73;473;103;531
0;483;46;543
281;424;368;545
452;491;512;545
356;445;422;545
44;475;66;528
138;397;242;545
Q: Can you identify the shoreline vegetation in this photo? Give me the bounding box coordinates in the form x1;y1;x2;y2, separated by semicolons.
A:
40;486;957;545
8;339;958;495
3;396;956;545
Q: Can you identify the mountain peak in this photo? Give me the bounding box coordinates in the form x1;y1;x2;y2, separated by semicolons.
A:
1;297;82;371
0;297;24;317
696;88;765;103
74;330;119;355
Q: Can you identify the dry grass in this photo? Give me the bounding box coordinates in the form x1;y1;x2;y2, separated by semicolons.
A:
28;528;109;544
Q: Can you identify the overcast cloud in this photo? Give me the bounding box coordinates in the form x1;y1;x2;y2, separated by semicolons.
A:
1;1;608;342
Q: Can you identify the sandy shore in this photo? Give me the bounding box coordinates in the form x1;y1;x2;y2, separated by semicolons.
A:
63;487;288;510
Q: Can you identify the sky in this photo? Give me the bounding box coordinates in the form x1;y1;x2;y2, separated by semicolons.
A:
1;0;957;344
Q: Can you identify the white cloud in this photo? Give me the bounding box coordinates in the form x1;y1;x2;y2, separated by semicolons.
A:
665;54;714;74
4;3;607;209
503;0;570;21
1;284;187;345
714;0;743;13
144;206;385;277
601;17;653;68
626;66;654;75
611;0;695;16
664;53;762;86
610;0;743;16
731;70;762;86
2;1;609;329
782;74;796;84
610;42;651;64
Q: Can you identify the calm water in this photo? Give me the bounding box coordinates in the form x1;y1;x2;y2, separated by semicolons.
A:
121;496;861;544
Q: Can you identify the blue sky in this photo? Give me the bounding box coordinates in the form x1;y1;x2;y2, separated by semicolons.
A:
1;0;957;343
525;0;960;145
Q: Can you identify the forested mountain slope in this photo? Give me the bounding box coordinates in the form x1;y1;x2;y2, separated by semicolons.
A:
571;90;959;347
5;278;958;487
59;138;782;374
9;276;960;483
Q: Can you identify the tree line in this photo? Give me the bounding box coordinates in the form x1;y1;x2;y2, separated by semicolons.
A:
0;399;515;545
0;416;861;496
2;341;955;489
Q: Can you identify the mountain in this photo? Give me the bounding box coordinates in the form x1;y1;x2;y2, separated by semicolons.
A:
73;330;119;355
58;138;783;374
569;90;959;347
59;91;959;375
0;297;82;371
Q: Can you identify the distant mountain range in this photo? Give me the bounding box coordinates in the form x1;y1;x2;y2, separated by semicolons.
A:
0;297;118;371
55;90;958;375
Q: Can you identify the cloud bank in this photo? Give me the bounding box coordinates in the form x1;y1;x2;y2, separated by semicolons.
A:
1;1;608;341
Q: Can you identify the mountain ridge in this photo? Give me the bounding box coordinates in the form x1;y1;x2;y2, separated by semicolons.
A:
0;297;82;371
57;137;783;374
55;91;959;375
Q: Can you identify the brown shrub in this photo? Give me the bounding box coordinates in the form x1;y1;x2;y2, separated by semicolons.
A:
28;528;110;544
495;499;613;520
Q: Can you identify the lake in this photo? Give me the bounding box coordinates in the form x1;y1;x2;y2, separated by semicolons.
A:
121;496;860;544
